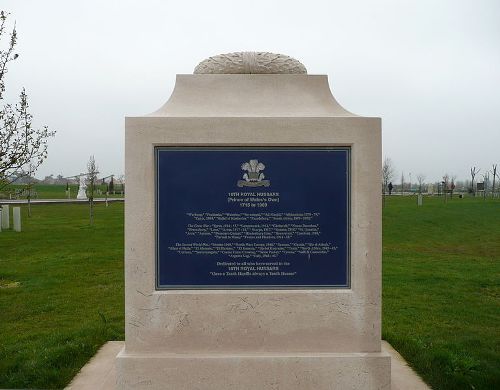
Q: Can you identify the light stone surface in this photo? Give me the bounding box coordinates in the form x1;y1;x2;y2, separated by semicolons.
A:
1;205;9;230
70;341;429;390
117;72;389;389
67;342;124;390
77;175;88;200
13;206;21;232
151;74;355;117
382;341;430;390
194;52;307;74
117;351;391;390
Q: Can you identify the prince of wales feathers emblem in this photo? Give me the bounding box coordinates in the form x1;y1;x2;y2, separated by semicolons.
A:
237;159;270;187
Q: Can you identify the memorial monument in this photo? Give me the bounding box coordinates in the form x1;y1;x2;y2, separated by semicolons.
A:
117;52;391;389
77;174;88;200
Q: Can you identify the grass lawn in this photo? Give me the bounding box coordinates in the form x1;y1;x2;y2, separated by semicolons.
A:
0;196;499;389
0;203;124;389
383;196;500;390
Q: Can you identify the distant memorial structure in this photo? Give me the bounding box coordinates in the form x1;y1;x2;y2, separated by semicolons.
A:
117;52;391;389
1;205;9;230
76;175;87;200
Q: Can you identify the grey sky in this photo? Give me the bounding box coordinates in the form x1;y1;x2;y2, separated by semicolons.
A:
2;0;499;182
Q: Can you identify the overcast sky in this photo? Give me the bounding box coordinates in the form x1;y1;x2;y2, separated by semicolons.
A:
2;0;499;182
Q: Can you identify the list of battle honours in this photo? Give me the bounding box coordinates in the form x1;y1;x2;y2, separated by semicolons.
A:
155;147;350;289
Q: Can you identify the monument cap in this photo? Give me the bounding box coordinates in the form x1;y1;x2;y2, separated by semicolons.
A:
148;52;355;117
194;51;307;74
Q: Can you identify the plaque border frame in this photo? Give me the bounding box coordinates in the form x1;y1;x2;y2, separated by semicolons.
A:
154;146;351;290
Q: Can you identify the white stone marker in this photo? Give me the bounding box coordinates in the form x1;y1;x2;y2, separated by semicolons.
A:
0;212;2;232
1;205;9;230
117;52;391;390
13;207;21;232
418;194;423;206
76;175;88;200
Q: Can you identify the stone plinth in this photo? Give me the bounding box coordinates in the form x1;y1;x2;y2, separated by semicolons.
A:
117;72;390;389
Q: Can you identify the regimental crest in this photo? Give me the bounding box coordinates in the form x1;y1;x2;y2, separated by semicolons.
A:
237;159;270;187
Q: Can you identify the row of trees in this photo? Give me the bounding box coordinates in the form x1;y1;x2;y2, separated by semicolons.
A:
382;158;500;197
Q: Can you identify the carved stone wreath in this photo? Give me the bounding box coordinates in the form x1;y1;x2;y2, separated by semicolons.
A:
194;52;307;74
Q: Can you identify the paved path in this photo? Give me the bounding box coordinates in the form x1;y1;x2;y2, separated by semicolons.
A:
0;198;124;205
67;340;430;390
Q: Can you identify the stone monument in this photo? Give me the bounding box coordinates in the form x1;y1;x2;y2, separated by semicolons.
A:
117;52;391;389
13;207;21;232
76;175;88;200
1;205;9;230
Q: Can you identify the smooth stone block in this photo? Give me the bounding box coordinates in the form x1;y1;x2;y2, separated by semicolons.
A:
68;340;432;390
13;207;21;232
116;349;391;390
1;205;9;230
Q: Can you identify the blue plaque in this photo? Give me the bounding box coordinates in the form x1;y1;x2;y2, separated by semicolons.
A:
155;147;350;289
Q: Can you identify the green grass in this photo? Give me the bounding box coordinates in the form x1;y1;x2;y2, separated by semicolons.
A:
0;197;499;389
2;184;124;199
383;196;500;390
0;203;124;389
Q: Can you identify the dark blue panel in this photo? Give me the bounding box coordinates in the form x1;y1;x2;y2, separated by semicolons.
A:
155;147;350;289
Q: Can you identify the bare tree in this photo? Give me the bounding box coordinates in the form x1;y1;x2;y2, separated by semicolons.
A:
118;174;125;195
100;174;113;207
400;172;405;195
87;155;98;225
492;164;497;197
25;162;36;217
481;172;490;199
450;175;457;198
108;175;114;194
470;167;480;196
382;158;395;194
382;157;395;206
416;174;426;194
0;11;55;190
442;174;450;202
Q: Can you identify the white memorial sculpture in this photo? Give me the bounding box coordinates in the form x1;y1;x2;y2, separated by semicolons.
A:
76;175;87;200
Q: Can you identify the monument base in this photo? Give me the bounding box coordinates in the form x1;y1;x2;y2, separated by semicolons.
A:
116;349;391;390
